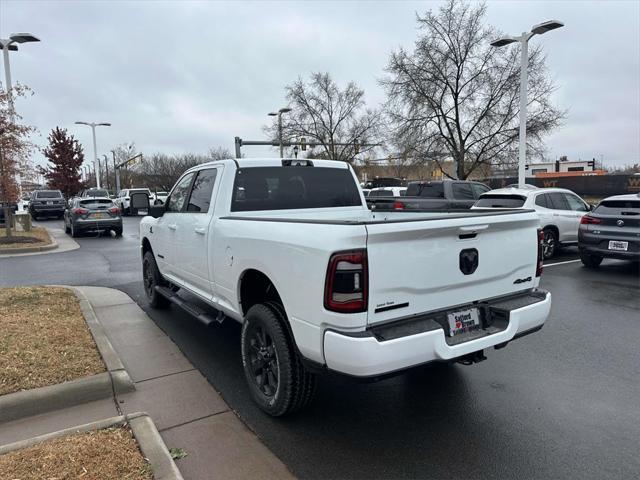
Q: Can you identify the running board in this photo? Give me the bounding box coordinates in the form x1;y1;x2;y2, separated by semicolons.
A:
155;285;225;327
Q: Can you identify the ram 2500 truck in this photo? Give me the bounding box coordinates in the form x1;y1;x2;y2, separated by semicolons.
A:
139;158;551;416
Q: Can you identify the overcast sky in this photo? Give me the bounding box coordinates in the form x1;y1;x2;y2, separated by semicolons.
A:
1;0;639;170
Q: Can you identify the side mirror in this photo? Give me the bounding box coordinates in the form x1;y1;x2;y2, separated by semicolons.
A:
130;192;150;215
589;204;595;211
149;205;166;218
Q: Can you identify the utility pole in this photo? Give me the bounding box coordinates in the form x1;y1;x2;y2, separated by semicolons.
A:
75;121;111;188
268;107;292;158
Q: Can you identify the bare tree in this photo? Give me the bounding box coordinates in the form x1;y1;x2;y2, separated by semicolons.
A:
266;72;382;162
382;0;565;179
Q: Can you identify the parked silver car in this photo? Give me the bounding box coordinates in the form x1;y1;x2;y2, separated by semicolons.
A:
64;197;123;237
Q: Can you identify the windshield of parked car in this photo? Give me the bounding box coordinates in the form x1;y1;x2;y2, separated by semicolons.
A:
231;166;362;211
35;191;62;199
406;182;445;198
594;200;640;216
474;194;526;208
79;199;115;209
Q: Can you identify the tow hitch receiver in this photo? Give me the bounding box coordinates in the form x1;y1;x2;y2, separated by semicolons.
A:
456;350;487;365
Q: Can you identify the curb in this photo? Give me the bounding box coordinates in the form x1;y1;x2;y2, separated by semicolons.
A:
0;286;135;424
0;231;58;255
0;412;184;480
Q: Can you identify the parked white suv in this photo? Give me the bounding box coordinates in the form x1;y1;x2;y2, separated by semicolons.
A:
473;187;591;258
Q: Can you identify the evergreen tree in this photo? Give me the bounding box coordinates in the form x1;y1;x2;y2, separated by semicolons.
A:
42;127;84;198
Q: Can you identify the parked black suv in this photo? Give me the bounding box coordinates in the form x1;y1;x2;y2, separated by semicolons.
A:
578;194;640;267
29;190;65;219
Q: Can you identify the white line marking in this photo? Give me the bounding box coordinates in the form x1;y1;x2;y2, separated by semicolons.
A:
544;259;581;267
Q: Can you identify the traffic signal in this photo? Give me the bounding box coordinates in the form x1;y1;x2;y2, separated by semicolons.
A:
300;137;306;151
587;159;595;169
354;138;360;154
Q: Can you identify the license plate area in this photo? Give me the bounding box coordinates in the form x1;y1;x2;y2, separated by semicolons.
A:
608;240;628;251
447;307;481;337
91;213;107;219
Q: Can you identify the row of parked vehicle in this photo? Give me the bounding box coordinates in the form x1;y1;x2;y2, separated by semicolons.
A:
362;179;639;266
25;186;166;238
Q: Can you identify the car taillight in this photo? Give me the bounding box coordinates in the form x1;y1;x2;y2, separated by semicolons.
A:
324;250;368;313
392;201;405;210
108;206;120;214
73;207;89;215
536;228;544;277
580;215;601;225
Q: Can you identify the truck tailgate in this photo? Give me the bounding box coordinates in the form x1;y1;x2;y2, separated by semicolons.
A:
365;211;540;325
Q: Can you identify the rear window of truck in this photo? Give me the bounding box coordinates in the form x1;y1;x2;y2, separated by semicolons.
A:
594;200;640;216
231;166;362;211
406;182;444;198
368;189;393;197
475;194;526;208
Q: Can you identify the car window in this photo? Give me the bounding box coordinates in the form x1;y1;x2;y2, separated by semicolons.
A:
594;200;640;216
166;173;195;213
369;189;394;197
535;194;549;208
474;194;526;208
187;169;218;213
470;184;490;199
406;182;445;198
231;166;362;212
452;183;474;200
547;192;570;210
564;193;588;212
79;199;114;209
35;191;62;199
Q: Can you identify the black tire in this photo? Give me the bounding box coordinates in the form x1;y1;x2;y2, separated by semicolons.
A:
580;250;603;268
241;303;316;417
70;223;79;238
113;227;123;237
65;222;71;234
142;250;171;308
123;206;130;216
541;228;558;259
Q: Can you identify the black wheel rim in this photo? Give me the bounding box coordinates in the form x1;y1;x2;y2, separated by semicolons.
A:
247;325;279;397
143;259;155;297
543;232;555;258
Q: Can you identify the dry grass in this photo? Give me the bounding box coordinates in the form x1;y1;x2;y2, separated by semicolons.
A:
0;226;52;249
0;426;152;479
0;286;106;396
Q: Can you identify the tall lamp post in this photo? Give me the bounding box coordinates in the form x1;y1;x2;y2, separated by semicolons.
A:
491;20;564;188
75;121;111;188
268;107;291;158
0;33;40;114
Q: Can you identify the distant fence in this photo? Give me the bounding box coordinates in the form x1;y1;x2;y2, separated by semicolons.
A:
481;175;640;197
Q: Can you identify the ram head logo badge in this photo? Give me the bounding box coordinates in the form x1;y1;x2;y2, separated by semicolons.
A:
459;249;479;275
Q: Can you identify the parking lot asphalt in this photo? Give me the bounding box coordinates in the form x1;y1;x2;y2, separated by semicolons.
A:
2;216;639;479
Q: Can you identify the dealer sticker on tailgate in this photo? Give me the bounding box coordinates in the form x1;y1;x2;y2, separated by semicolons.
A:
447;308;481;337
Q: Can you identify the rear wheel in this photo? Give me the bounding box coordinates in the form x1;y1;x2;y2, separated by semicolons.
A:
541;228;558;259
113;227;123;237
70;223;79;238
64;220;71;234
142;250;170;308
580;250;603;268
241;303;316;417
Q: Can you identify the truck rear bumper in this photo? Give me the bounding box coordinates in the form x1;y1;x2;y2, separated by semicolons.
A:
323;290;551;377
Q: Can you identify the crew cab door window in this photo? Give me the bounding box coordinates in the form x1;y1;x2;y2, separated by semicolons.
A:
166;173;195;213
452;183;474;200
186;169;218;213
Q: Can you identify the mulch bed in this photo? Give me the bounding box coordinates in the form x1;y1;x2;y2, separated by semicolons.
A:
0;286;106;396
0;226;52;249
0;426;152;479
0;236;40;245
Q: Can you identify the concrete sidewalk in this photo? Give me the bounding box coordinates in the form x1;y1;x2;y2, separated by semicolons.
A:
0;286;293;480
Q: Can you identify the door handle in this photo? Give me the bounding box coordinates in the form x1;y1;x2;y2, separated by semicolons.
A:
194;227;206;235
168;224;177;231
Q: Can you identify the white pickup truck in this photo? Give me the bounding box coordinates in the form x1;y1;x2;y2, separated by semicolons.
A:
138;158;551;416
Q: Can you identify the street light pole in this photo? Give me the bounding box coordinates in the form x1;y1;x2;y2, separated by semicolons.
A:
75;121;111;189
0;33;40;114
268;107;291;158
491;20;564;188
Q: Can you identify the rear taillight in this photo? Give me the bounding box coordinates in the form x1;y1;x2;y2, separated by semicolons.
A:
580;215;601;225
536;229;544;277
73;207;89;215
108;206;120;214
392;201;405;210
324;250;368;313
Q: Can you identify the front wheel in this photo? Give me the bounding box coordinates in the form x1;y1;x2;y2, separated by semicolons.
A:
541;228;558;259
241;303;316;416
142;250;170;308
580;250;603;268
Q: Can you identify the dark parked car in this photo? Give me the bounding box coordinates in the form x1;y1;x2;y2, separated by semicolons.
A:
578;194;640;267
64;197;123;237
29;190;65;219
367;179;490;210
